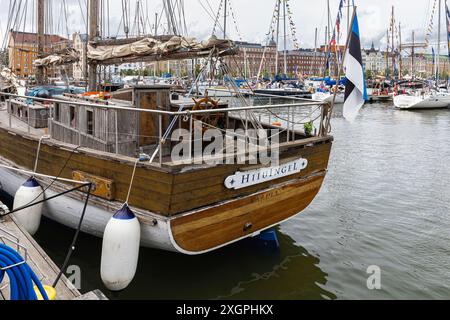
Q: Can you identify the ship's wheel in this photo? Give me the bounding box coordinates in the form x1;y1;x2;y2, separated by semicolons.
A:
192;91;223;131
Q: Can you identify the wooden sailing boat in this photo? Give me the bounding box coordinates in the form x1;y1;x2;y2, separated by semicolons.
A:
0;0;333;255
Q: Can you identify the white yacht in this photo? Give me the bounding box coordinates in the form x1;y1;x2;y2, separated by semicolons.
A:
312;91;345;104
394;90;450;110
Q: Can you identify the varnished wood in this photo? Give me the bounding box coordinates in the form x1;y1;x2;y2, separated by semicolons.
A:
0;124;332;217
170;173;326;253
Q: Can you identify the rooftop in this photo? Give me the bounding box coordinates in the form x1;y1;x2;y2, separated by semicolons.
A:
9;31;68;45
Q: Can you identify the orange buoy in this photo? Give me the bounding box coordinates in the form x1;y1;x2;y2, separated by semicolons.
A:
272;121;282;127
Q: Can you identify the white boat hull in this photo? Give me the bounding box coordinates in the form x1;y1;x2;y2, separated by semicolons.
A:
0;166;178;253
312;92;345;104
394;94;450;109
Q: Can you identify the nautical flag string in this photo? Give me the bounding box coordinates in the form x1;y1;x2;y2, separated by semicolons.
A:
343;11;367;122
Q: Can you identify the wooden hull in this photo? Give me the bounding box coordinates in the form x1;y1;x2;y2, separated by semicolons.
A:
0;123;332;254
170;173;326;253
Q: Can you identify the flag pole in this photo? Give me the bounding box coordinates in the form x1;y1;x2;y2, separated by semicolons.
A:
325;6;357;132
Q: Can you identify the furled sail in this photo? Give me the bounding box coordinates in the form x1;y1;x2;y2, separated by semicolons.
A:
0;68;22;93
87;35;236;65
33;48;80;67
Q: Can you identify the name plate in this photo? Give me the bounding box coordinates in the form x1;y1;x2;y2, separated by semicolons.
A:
224;158;308;190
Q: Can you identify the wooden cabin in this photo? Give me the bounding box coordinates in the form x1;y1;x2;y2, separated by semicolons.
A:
49;85;176;157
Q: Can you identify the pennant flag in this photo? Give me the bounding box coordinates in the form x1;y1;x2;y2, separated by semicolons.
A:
343;12;367;122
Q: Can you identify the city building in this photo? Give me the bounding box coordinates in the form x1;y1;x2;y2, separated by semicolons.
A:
8;31;68;80
72;33;88;81
361;43;387;76
282;49;327;77
223;40;277;79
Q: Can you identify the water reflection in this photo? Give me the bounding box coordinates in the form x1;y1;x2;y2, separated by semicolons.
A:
29;214;335;300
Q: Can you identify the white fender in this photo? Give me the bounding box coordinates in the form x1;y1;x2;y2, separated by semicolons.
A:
13;177;44;235
100;204;141;291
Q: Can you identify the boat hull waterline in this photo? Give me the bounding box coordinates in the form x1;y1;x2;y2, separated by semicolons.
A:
394;94;450;109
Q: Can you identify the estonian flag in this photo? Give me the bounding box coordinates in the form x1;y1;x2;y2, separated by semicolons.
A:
343;12;367;122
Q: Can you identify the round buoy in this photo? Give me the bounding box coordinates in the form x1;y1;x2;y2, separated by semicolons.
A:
13;177;44;235
100;204;141;292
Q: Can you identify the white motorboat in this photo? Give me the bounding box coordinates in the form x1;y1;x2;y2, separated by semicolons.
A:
312;91;345;104
394;91;450;109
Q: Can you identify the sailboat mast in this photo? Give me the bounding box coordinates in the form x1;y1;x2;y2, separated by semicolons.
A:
411;31;415;78
438;0;442;83
275;0;281;76
36;0;45;85
386;29;389;78
88;0;99;91
399;22;402;79
223;0;227;38
314;27;318;76
327;0;331;44
391;6;395;79
283;0;287;75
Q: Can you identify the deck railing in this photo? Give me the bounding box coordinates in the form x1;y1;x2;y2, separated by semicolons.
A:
0;92;333;166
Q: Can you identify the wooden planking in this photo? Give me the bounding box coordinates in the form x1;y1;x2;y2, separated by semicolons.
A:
139;92;158;146
0;121;332;217
168;141;332;214
170;174;326;253
0;127;173;214
171;142;331;195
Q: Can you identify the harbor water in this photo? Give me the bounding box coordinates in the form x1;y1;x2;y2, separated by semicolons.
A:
1;101;450;300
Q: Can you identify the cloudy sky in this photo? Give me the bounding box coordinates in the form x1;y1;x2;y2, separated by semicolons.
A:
0;0;446;53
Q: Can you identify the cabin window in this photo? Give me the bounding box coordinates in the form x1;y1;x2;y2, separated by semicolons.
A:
86;110;94;136
69;106;76;128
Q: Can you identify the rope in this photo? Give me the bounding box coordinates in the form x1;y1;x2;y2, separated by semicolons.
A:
125;158;139;204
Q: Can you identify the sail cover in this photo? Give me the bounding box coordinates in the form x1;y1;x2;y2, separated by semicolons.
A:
0;68;23;93
34;48;80;67
87;35;236;64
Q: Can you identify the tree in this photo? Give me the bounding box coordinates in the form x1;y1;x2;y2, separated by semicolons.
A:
365;69;374;79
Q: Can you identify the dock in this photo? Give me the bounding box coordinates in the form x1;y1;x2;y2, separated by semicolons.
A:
0;202;107;300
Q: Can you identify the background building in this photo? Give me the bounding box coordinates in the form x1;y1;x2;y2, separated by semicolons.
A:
8;31;68;80
72;33;88;81
282;49;327;77
361;43;387;76
223;40;277;78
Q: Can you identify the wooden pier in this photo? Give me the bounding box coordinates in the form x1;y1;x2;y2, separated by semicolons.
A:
0;203;107;300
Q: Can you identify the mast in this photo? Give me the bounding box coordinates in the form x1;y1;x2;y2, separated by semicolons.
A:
88;0;99;91
386;29;389;78
36;0;45;85
325;26;329;77
283;0;287;75
399;22;402;78
275;0;281;76
313;27;318;76
223;0;227;38
411;31;415;78
326;0;331;77
438;0;442;83
391;6;395;79
327;0;331;45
